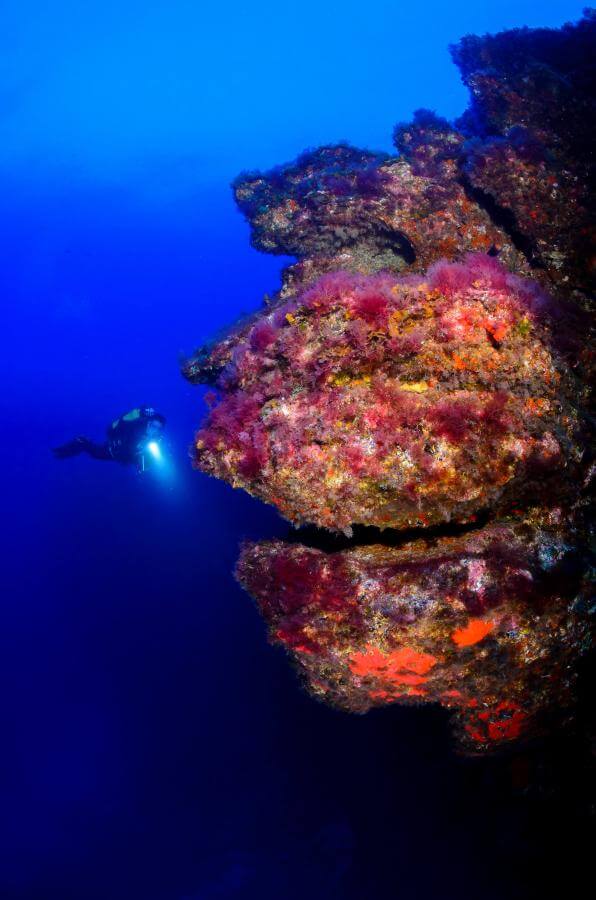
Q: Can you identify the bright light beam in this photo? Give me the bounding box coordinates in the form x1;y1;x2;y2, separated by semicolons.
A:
147;440;162;461
143;438;178;491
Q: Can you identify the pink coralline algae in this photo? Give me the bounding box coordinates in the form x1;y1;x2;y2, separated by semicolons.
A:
194;254;586;533
236;517;591;753
232;135;527;284
184;12;594;752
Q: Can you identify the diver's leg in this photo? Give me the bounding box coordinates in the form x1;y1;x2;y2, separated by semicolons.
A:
52;437;111;460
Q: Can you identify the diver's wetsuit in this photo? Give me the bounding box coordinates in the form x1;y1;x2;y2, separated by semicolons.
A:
53;407;166;469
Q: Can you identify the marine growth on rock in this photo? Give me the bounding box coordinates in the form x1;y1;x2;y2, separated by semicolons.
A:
237;516;590;752
184;11;595;752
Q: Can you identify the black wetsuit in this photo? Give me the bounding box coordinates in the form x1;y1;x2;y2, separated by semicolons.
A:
53;407;166;468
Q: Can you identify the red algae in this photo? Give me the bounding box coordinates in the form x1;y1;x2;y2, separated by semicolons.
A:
193;256;585;531
183;12;595;753
237;519;592;753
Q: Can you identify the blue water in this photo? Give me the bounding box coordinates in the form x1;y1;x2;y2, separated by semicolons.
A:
1;3;589;898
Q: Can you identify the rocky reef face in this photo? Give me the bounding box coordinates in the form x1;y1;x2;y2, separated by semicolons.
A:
237;516;590;753
184;11;594;752
452;13;596;294
194;254;586;533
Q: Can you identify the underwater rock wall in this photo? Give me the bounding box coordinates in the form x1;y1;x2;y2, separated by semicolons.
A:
236;516;591;753
185;11;595;752
193;254;586;533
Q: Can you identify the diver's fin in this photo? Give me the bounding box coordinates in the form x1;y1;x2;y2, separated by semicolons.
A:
52;436;94;459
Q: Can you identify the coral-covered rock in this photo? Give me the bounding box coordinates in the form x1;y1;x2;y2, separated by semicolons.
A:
184;15;595;386
452;10;596;293
237;516;591;753
194;255;585;532
184;11;595;752
233;127;526;291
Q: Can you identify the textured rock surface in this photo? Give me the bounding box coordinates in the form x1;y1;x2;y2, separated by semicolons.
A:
185;11;594;752
194;255;586;532
453;12;596;295
183;14;595;386
237;514;591;752
233;132;526;283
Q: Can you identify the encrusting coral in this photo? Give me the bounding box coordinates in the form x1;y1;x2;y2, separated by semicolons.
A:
236;514;591;753
194;253;587;533
184;11;595;752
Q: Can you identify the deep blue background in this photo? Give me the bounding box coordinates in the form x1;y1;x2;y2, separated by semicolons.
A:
1;3;590;898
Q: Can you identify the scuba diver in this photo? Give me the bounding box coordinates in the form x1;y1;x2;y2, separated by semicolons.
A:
53;407;166;472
